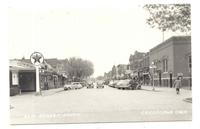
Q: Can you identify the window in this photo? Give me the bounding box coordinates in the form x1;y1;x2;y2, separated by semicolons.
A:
163;59;168;72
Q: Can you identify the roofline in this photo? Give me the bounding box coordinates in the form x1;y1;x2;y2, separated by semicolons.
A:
150;36;191;52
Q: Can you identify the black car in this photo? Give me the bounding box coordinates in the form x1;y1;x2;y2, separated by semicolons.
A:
97;82;104;88
87;83;94;88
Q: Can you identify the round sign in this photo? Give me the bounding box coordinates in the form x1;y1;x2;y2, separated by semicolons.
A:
30;52;44;66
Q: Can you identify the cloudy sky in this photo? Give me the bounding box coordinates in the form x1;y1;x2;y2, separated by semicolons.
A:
8;0;186;77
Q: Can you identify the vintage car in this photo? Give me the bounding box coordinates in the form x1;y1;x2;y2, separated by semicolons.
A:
86;82;94;88
115;79;131;89
96;81;104;88
108;80;119;87
64;82;83;90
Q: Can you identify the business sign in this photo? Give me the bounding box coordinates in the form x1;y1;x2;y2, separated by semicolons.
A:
30;52;44;66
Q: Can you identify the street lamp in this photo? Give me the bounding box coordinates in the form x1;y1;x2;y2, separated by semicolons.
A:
150;62;157;91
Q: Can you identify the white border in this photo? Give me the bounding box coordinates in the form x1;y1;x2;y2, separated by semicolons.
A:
1;0;200;129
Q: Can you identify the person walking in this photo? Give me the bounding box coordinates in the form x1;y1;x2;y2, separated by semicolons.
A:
129;77;138;90
173;76;182;94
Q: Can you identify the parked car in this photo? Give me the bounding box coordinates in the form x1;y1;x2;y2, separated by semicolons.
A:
64;83;72;90
109;80;119;87
80;82;87;87
115;79;130;89
64;82;83;90
71;82;83;89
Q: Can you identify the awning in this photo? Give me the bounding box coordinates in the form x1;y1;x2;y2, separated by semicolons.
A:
9;66;35;71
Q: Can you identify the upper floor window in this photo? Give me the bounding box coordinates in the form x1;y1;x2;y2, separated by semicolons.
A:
162;59;168;72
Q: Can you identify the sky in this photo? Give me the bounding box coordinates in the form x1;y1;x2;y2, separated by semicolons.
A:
8;0;186;77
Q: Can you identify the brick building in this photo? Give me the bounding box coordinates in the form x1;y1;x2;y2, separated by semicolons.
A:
149;36;191;88
129;51;146;77
116;64;130;79
138;52;150;85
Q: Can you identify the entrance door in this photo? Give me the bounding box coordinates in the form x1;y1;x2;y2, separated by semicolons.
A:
170;73;173;88
19;71;36;92
159;71;162;86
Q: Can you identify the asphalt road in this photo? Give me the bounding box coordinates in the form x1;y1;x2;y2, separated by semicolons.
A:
10;85;192;124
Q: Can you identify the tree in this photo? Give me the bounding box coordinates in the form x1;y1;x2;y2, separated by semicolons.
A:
143;4;191;32
96;76;104;80
65;57;94;81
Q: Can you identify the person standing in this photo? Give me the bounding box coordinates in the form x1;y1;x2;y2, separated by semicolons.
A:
173;76;182;94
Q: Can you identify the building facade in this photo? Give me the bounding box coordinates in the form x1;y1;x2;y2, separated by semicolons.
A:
138;52;150;85
9;58;67;96
129;51;146;77
116;64;129;79
9;59;36;95
149;36;191;88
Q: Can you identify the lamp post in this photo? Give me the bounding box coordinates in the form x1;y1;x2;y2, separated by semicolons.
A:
150;62;157;91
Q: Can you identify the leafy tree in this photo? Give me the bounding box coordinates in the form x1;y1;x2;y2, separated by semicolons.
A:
65;57;94;81
96;76;104;80
143;4;191;32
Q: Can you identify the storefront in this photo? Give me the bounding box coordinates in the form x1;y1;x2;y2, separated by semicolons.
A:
9;66;36;95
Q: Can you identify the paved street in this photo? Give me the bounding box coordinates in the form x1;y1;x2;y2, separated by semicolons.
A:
10;85;192;124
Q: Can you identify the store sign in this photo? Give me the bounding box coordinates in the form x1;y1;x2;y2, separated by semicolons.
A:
30;52;44;66
12;72;18;85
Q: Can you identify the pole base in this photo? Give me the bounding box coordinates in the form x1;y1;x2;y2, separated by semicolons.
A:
35;92;41;96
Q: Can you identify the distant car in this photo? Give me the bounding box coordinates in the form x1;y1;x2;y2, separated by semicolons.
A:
97;84;104;88
97;81;104;88
71;82;83;89
87;82;94;88
115;79;130;90
109;80;119;87
64;83;72;90
64;82;83;90
80;82;87;87
103;80;110;85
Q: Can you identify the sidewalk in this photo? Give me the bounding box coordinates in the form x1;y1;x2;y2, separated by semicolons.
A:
40;87;64;96
12;87;64;97
141;85;192;92
141;85;192;103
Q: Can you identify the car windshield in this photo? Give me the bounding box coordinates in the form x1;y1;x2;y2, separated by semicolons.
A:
117;80;130;85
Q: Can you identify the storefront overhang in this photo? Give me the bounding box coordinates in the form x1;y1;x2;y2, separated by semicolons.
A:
9;66;35;72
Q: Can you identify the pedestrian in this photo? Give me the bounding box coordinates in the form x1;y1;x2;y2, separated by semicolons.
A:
129;77;138;90
173;76;182;94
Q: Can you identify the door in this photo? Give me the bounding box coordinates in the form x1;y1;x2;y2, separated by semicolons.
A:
19;71;36;92
170;73;173;88
159;71;162;86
